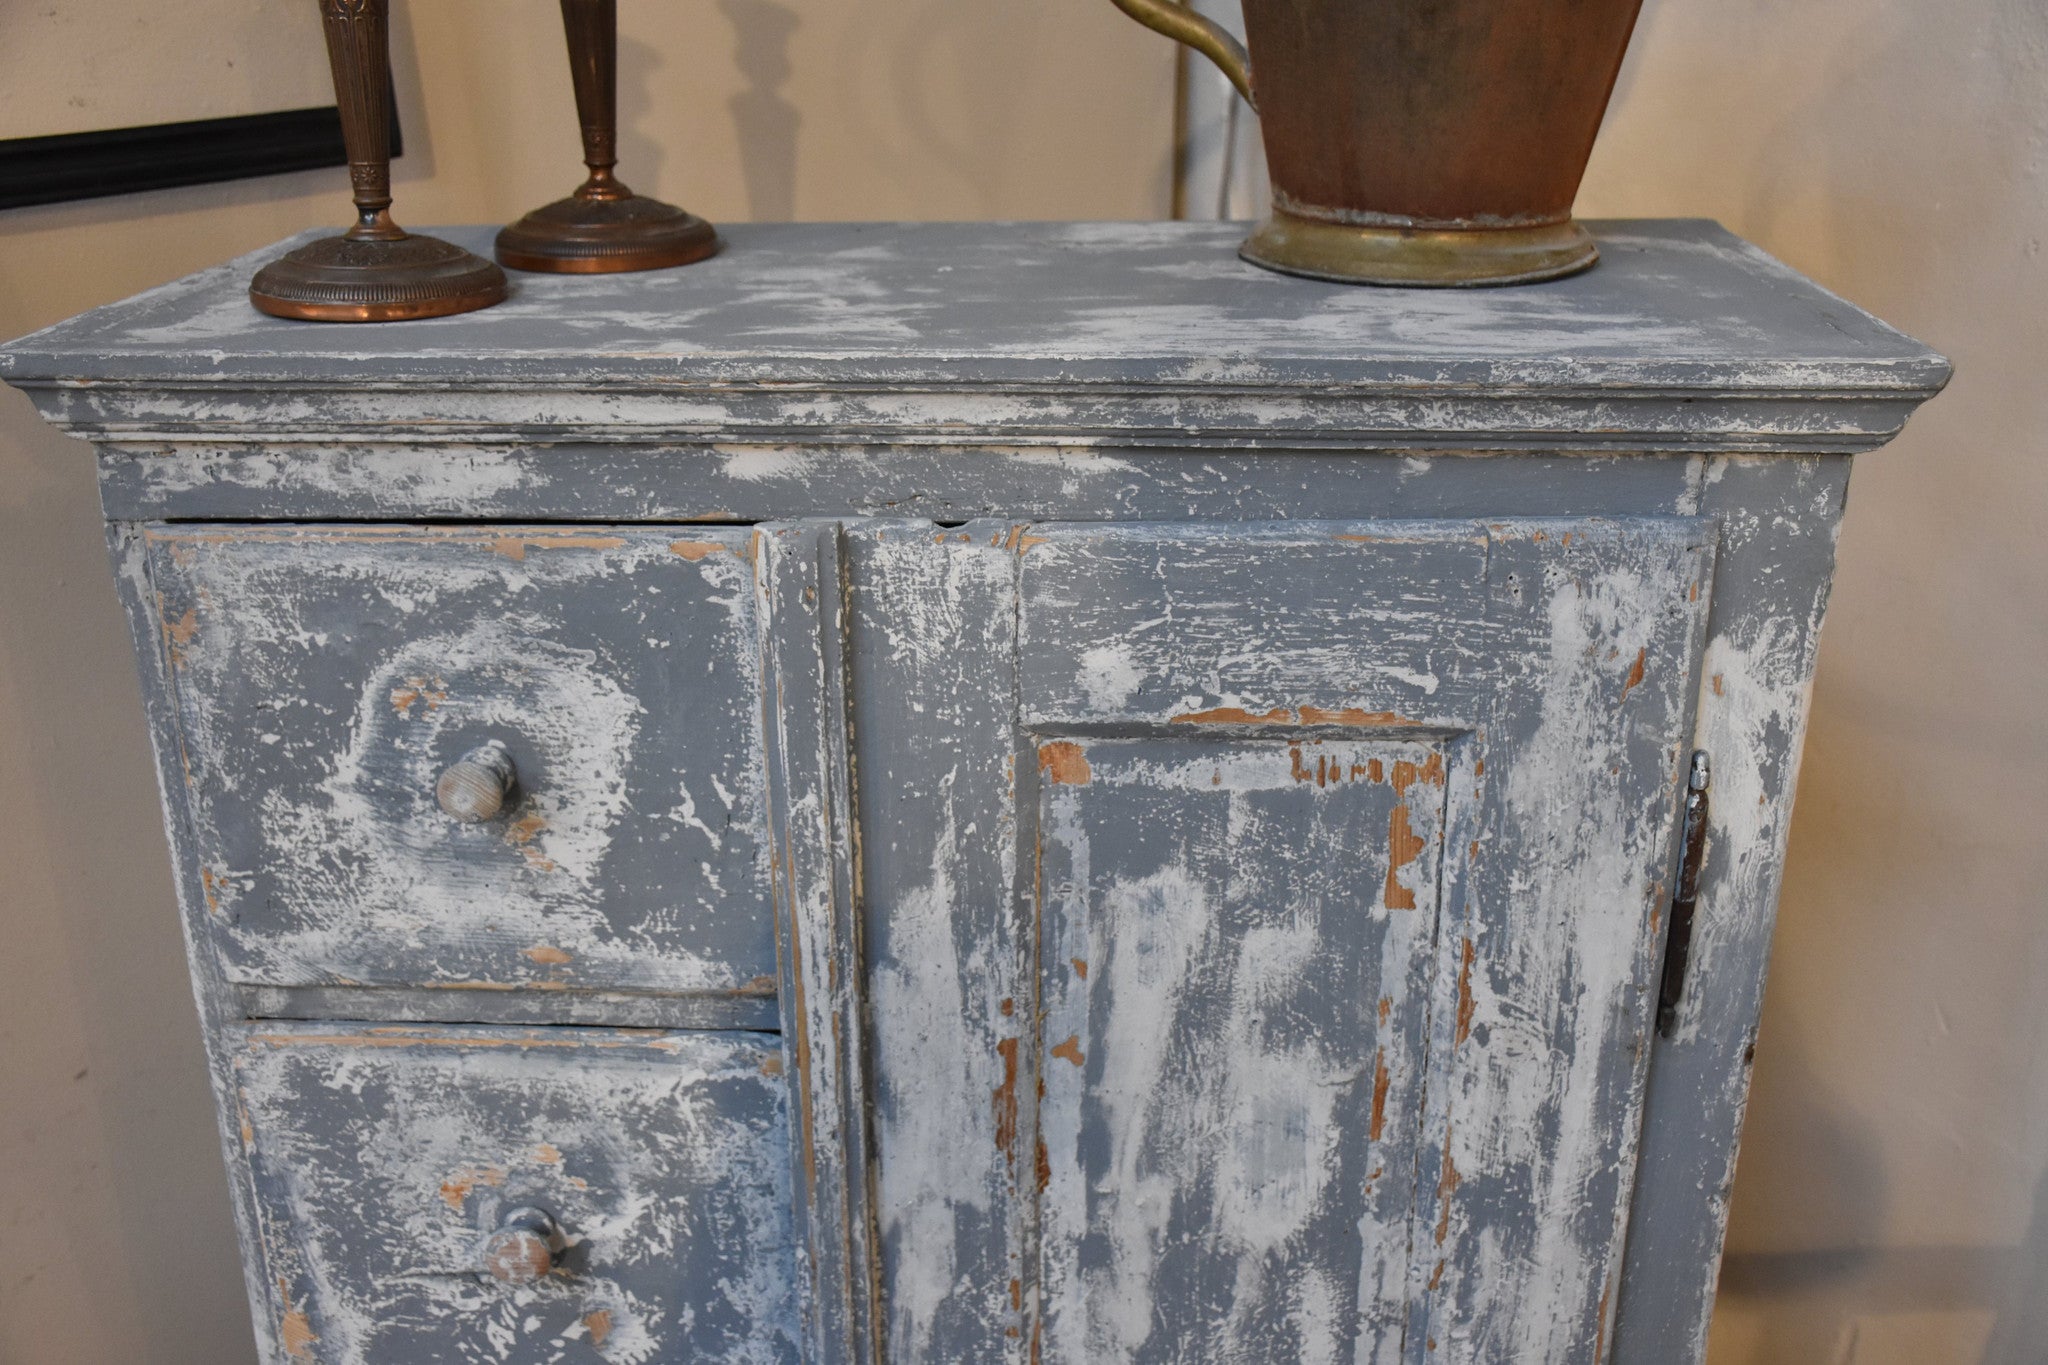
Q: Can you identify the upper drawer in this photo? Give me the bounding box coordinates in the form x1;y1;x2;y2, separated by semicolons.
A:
147;526;773;1000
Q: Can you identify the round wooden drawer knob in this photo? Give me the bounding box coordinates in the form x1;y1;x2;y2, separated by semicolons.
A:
480;1207;561;1284
436;741;517;823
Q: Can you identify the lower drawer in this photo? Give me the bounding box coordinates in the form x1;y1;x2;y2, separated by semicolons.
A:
231;1023;796;1364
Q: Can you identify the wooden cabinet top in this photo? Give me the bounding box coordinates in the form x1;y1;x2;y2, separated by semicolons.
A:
2;220;1945;454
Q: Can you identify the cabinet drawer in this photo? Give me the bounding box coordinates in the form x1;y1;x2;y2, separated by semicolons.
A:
147;526;773;1004
233;1023;797;1364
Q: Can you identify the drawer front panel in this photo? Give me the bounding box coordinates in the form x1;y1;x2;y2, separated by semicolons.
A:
233;1023;797;1364
148;526;772;999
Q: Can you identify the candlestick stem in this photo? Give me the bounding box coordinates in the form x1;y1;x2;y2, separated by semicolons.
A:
496;0;721;274
250;0;506;322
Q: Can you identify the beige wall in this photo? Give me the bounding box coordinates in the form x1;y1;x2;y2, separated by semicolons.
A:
1581;0;2048;1359
0;0;2039;1360
0;1;332;139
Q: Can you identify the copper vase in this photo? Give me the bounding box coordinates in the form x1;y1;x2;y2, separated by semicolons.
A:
1112;0;1645;286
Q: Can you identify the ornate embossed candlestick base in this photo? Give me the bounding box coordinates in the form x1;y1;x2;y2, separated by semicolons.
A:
496;0;721;274
251;0;505;322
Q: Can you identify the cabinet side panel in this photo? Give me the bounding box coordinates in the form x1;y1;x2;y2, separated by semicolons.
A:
101;521;284;1363
1609;454;1852;1364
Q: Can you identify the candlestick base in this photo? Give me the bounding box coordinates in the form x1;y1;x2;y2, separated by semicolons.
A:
250;232;508;323
495;191;721;274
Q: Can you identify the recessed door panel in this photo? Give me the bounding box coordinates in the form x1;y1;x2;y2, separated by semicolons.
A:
1036;735;1448;1363
1014;518;1714;1365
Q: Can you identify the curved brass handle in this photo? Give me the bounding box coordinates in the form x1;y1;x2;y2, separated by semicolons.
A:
1109;0;1254;107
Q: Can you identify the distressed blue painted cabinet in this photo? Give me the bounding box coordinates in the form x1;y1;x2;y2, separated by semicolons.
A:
0;222;1945;1365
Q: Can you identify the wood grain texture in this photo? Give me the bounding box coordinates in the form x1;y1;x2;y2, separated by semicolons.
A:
755;523;884;1365
1014;519;1714;1362
843;522;1033;1364
231;1023;797;1364
144;525;773;1003
1;222;1946;454
1608;455;1854;1360
0;221;1950;1365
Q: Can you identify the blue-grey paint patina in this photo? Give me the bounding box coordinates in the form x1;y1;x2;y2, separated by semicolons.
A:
0;221;1946;1365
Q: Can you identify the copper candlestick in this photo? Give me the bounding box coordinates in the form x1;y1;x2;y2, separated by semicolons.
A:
251;0;505;322
496;0;721;274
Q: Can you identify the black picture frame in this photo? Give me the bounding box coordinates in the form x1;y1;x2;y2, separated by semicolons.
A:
0;90;403;213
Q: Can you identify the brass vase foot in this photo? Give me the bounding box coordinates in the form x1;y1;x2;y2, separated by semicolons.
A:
1239;213;1600;288
496;190;719;274
251;0;506;323
500;0;721;275
251;227;508;323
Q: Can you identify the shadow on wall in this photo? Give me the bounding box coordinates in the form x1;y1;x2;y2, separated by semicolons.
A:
386;0;438;186
718;0;800;220
1979;1166;2048;1363
1713;1021;2048;1363
1587;2;2048;1361
882;0;1056;217
614;34;667;193
1717;1168;2048;1365
1713;1019;1887;1362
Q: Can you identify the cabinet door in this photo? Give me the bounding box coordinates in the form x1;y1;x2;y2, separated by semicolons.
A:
824;518;1713;1365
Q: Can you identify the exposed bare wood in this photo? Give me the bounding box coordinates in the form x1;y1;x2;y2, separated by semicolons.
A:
757;522;884;1365
0;221;1948;1365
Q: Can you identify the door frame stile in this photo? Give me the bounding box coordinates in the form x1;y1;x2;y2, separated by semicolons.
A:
757;521;884;1365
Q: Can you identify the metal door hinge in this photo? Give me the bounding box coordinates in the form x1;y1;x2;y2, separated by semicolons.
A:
1656;751;1711;1038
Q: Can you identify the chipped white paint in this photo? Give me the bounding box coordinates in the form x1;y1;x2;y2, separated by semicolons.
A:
261;620;642;969
867;819;995;1354
1432;549;1710;1363
1036;739;1442;1365
755;523;885;1365
100;439;546;503
839;527;1025;1365
1014;520;1711;1363
233;1024;796;1364
0;222;1945;1365
721;446;816;483
148;526;776;998
1609;454;1853;1362
1073;641;1145;711
3;223;1943;455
